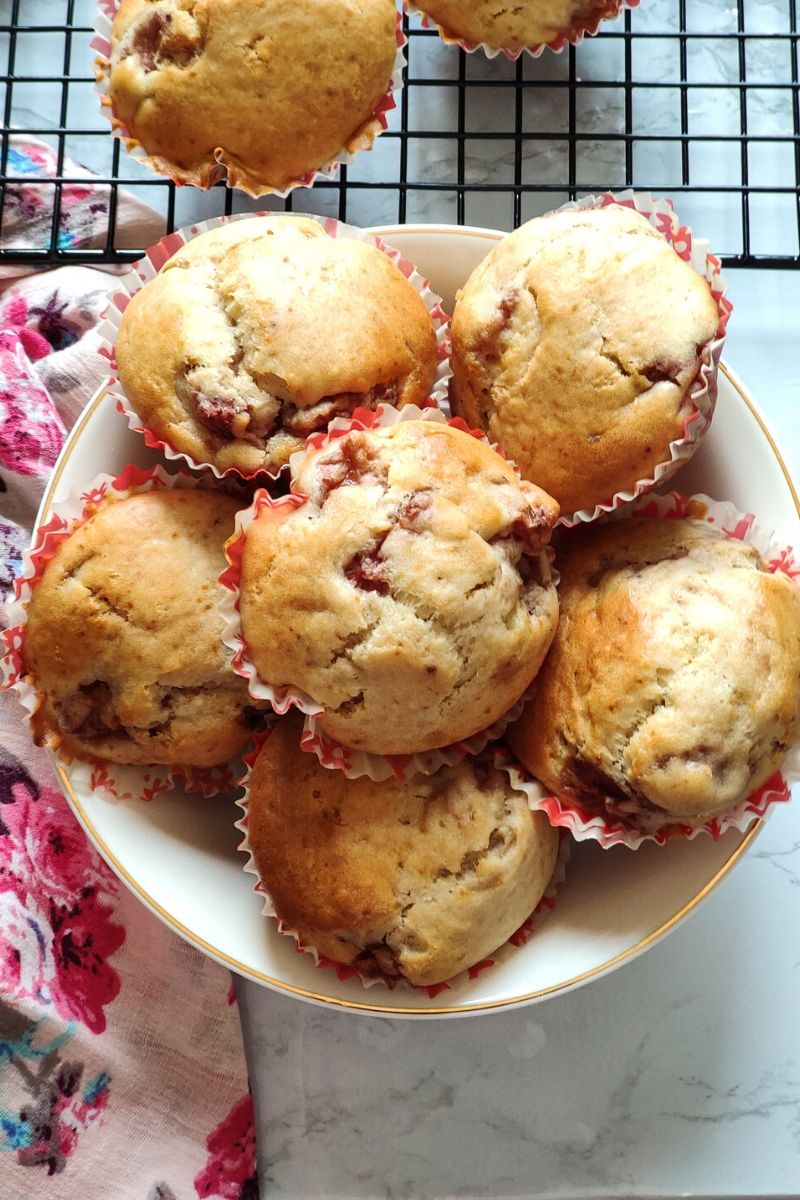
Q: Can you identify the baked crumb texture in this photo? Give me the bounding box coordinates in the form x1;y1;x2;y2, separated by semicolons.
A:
410;0;623;54
106;0;399;194
22;490;263;767
239;420;561;755
246;715;560;987
115;217;439;476
508;518;800;826
450;205;721;517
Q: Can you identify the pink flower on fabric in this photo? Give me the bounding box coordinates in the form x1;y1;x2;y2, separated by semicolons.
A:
46;885;125;1035
0;293;51;360
0;768;124;1034
1;781;115;907
194;1094;258;1200
0;329;65;475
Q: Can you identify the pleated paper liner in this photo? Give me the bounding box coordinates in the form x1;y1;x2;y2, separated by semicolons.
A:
95;212;453;483
298;693;531;785
235;733;571;997
219;402;559;781
93;3;406;196
0;463;247;805
551;192;732;527
499;490;800;850
404;0;638;61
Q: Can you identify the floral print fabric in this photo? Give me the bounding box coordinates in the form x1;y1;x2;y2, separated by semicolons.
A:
0;140;259;1199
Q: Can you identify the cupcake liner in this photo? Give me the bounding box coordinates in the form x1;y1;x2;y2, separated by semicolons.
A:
92;3;406;196
95;212;453;483
552;192;732;528
220;402;557;781
404;0;638;61
235;734;570;997
299;693;530;784
0;463;245;805
503;490;800;850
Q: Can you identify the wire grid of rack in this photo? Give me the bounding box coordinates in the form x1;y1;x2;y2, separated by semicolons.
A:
0;0;798;267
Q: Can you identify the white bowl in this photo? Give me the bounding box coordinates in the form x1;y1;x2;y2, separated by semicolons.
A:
40;225;800;1018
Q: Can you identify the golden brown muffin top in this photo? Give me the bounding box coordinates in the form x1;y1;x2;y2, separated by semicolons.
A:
23;489;258;767
116;216;439;476
108;0;398;193
240;420;560;755
450;206;720;516
247;714;559;986
415;0;620;51
508;517;800;824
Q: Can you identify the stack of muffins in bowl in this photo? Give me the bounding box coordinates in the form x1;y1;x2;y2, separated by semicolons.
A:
5;191;800;999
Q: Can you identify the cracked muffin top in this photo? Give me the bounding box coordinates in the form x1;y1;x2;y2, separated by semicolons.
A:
23;489;262;767
246;714;560;987
115;216;439;477
239;419;560;755
508;517;800;827
413;0;622;52
450;205;720;517
106;0;398;194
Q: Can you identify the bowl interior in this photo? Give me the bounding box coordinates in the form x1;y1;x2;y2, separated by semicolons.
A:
45;224;800;1017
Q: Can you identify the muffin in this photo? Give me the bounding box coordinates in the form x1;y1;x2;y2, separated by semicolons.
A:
22;489;262;767
115;216;439;477
105;0;399;193
508;518;800;827
246;714;560;987
450;205;721;517
239;419;560;754
410;0;623;54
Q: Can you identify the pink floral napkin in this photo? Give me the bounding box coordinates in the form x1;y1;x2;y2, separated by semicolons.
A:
0;140;259;1199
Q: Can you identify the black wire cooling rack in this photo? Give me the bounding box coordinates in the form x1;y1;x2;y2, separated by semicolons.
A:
1;0;799;268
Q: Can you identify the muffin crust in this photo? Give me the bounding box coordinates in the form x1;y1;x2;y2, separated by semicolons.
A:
414;0;622;52
107;0;398;194
508;518;800;825
23;490;261;766
247;715;560;987
116;216;439;476
450;205;720;516
240;420;560;754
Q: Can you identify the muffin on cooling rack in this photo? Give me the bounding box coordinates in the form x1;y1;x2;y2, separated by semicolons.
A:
450;204;721;518
22;490;262;767
238;419;560;754
244;714;560;987
103;0;399;193
409;0;625;55
114;216;439;477
508;517;800;829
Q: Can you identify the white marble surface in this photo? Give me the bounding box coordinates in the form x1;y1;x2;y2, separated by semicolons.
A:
6;1;800;1195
